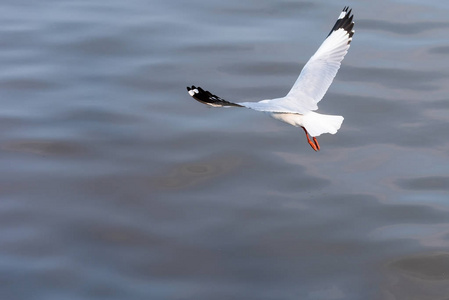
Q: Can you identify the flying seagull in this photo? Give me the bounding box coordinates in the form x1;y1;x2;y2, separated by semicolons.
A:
187;7;355;151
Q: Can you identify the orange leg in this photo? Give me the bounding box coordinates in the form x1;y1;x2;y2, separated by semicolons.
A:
302;127;318;151
313;137;320;151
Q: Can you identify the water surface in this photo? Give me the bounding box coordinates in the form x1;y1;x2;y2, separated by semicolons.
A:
1;1;449;299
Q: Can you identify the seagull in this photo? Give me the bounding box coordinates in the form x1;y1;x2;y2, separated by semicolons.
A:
187;7;355;151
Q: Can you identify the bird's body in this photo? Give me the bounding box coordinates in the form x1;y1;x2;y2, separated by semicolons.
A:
187;7;355;151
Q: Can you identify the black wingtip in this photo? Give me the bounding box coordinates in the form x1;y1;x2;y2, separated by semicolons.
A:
186;85;243;107
327;6;355;43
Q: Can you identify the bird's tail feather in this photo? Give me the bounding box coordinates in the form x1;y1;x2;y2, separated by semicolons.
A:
302;112;344;137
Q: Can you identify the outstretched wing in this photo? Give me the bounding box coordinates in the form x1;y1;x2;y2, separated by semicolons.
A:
285;7;354;108
187;7;354;115
187;86;243;107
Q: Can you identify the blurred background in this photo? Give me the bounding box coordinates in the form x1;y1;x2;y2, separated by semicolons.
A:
1;0;449;299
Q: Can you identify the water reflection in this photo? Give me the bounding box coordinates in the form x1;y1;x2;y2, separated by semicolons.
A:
3;140;85;156
390;252;449;280
383;252;449;299
153;154;245;190
358;19;449;35
338;65;447;90
396;176;449;191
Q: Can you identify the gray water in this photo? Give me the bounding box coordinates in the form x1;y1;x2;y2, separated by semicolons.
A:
1;1;449;299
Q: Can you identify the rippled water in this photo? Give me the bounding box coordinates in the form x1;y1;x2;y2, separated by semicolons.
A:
1;1;449;299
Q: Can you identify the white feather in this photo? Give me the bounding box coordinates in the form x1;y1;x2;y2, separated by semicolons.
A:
237;25;352;114
270;112;344;137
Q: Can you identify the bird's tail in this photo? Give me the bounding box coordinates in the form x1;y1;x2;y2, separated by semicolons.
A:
302;112;344;137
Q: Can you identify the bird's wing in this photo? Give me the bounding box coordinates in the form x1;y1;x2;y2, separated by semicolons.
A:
234;7;355;114
187;7;354;115
187;86;243;107
284;7;355;110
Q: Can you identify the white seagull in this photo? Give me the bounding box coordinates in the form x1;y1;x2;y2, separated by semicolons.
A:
187;7;355;151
